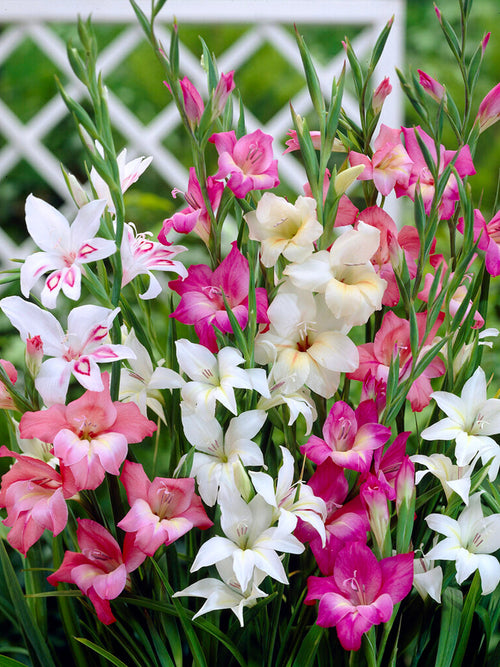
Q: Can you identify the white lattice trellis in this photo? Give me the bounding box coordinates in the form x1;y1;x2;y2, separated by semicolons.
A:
0;0;405;267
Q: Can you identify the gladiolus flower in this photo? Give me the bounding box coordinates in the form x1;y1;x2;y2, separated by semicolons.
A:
0;446;78;555
47;519;146;624
19;373;156;491
306;542;414;651
210;129;279;198
169;242;269;353
159;168;224;246
20;195;115;309
118;461;212;556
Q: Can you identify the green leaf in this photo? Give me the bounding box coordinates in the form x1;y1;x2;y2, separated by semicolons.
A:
435;587;463;667
0;657;34;667
294;27;325;119
75;638;129;667
450;571;482;667
343;36;363;98
199;38;219;92
0;540;56;667
368;16;394;73
290;624;324;667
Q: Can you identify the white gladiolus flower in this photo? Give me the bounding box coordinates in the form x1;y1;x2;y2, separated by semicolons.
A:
425;493;500;595
283;222;386;327
410;453;473;505
173;558;268;626
20;195;115;309
0;297;134;406
249;446;327;545
244;193;323;267
176;339;269;415
254;282;358;399
191;488;304;592
421;366;500;480
181;407;267;506
413;552;443;603
119;329;184;421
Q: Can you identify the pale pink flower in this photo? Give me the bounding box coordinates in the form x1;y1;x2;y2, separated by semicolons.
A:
212;71;235;118
120;222;187;299
210;129;279;198
349;125;414;196
395;126;475;220
457;208;500;276
20;195;115;309
348;310;445;412
19;373;156;491
90;147;152;215
0;445;78;555
47;519;146;624
118;461;212;556
0;297;134;406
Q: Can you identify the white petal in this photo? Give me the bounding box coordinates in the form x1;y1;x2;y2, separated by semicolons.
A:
176;339;217;381
70;199;107;247
0;296;65;355
25;194;70;252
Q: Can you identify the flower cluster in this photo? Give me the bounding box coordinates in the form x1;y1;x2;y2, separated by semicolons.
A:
0;2;499;665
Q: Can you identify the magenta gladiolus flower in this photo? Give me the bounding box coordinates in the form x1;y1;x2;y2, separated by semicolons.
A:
395;126;475;220
210;129;279;197
0;446;78;555
159;168;224;246
301;400;391;473
306;542;414;651
118;461;212;556
348;310;445;412
169;241;269;352
19;373;156;491
47;519;146;624
476;82;500;133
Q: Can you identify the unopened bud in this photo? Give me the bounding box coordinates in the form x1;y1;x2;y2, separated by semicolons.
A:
26;336;44;379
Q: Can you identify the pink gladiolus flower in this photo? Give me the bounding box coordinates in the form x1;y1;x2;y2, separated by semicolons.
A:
210;129;279;198
418;70;445;103
305;542;414;651
476;82;500;133
284;130;322;154
19;373;156;491
120;222;187;299
0;446;78;555
169;241;269;353
395;126;476;220
0;359;17;410
417;254;484;328
348;310;445;412
372;77;392;113
118;461;212;556
458;208;500;276
301;400;391;473
159;168;224;246
47;519;146;624
349;125;414;196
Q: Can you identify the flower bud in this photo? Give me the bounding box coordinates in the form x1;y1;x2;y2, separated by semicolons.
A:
334;164;365;195
179;76;205;127
360;479;390;553
476;82;500;133
395;456;415;514
417;70;445;104
372;77;392;113
212;71;235;118
25;336;44;379
0;360;17;410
